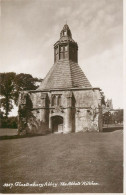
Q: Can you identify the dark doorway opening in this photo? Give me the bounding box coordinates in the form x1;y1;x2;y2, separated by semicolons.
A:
52;116;63;133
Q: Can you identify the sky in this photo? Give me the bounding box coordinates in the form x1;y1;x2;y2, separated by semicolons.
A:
0;0;123;115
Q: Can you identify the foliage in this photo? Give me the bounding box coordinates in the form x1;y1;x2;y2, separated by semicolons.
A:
114;109;123;123
0;72;41;117
0;117;18;128
0;72;16;117
13;73;41;105
18;94;33;132
103;111;111;124
0;110;4;118
103;109;123;124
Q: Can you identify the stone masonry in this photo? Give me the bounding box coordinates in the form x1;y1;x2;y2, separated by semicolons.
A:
18;24;103;135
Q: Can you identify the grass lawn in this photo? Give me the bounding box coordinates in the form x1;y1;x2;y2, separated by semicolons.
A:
0;128;18;136
0;129;123;193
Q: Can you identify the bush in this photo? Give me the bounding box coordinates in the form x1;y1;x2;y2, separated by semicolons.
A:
0;117;18;128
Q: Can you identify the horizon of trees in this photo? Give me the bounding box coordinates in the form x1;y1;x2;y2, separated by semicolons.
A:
103;109;123;124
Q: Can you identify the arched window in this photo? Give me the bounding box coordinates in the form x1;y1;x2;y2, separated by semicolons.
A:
58;95;61;106
60;46;64;59
52;95;56;106
59;45;68;60
64;45;68;59
51;95;62;106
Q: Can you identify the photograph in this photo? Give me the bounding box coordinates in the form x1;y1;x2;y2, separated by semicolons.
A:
0;0;123;193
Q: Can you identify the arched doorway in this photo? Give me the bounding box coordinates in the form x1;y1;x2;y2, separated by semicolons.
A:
52;116;63;133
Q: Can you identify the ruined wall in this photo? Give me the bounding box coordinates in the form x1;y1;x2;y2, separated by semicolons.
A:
73;89;102;132
18;91;50;135
18;88;103;135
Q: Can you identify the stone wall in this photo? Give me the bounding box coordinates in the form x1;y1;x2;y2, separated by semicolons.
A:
73;89;102;132
18;88;103;135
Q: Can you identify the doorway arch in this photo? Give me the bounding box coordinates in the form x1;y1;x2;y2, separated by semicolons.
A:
51;116;63;133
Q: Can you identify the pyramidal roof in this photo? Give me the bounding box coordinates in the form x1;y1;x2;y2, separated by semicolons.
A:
38;60;92;90
38;24;92;90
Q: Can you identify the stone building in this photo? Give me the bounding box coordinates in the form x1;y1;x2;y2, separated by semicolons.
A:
106;99;113;110
18;24;103;135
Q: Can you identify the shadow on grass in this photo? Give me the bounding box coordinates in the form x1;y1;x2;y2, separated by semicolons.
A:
0;132;51;141
103;126;123;132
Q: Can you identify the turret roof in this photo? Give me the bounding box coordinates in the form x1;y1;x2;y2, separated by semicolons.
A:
38;60;92;90
37;24;92;90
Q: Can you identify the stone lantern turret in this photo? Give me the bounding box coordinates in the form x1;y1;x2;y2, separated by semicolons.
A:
54;24;78;63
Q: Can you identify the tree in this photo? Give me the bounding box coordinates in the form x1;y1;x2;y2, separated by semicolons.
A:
13;73;41;105
0;72;16;117
0;72;42;117
0;109;4;127
103;111;111;125
114;109;123;123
